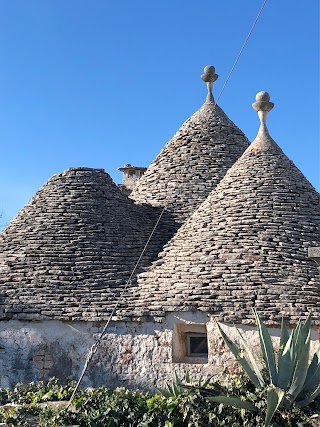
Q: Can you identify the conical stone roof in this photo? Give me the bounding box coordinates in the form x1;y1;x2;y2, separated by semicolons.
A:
130;66;250;223
0;167;176;321
135;92;320;325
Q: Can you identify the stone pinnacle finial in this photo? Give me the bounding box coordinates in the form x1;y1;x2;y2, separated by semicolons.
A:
201;65;218;103
252;91;274;126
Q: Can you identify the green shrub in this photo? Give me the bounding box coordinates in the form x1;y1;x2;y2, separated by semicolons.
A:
0;375;317;426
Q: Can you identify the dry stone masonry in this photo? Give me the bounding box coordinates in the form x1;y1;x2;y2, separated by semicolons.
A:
0;167;177;321
130;66;250;223
135;92;320;325
0;68;319;390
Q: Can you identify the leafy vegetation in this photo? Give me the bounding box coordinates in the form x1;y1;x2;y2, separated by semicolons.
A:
0;374;318;426
214;310;320;426
0;311;318;426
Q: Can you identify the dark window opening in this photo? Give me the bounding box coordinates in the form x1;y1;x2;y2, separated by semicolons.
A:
186;333;208;357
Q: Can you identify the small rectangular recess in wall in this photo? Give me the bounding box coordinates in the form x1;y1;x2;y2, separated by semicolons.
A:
186;333;208;357
172;323;208;364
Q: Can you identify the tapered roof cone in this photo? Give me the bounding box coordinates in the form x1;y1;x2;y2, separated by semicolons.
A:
130;65;250;223
0;168;175;320
135;92;320;325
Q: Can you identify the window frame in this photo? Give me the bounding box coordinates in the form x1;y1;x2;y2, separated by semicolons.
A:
172;323;208;364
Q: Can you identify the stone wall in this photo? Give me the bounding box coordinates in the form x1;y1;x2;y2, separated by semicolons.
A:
0;313;318;390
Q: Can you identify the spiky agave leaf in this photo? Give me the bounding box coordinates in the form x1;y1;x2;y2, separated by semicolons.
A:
174;372;182;386
157;387;173;398
215;320;262;389
292;314;312;370
277;330;295;390
296;382;320;408
292;319;302;363
264;385;285;427
286;329;311;404
235;325;265;389
158;373;185;398
253;309;278;385
300;313;312;347
182;384;222;397
301;343;320;393
207;395;258;411
277;317;289;364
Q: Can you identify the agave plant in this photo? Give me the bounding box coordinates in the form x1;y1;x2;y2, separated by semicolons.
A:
158;371;214;398
158;370;258;411
215;309;320;426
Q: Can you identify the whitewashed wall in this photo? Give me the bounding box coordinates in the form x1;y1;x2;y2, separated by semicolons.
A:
0;312;318;390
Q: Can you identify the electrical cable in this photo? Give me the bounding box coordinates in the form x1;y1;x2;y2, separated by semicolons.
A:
67;206;167;408
67;0;269;408
215;0;269;106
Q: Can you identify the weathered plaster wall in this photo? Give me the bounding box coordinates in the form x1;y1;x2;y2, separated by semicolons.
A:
0;313;318;390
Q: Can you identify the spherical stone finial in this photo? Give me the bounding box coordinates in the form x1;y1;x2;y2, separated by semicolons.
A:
201;65;218;103
255;91;270;102
252;91;275;136
201;65;218;83
252;91;274;112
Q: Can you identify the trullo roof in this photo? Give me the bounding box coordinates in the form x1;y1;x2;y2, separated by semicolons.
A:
0;168;175;321
130;66;250;223
135;92;320;325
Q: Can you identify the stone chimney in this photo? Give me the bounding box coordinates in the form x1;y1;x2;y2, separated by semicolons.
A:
118;164;147;195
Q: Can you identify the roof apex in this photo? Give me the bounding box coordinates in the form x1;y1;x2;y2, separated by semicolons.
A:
130;66;250;222
134;91;320;324
247;91;283;155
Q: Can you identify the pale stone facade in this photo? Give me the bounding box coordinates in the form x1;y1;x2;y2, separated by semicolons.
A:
0;315;319;390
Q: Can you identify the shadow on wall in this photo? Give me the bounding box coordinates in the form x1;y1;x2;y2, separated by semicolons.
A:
0;333;74;388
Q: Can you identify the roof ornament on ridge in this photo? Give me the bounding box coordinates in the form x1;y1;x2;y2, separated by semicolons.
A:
201;65;218;103
252;91;274;134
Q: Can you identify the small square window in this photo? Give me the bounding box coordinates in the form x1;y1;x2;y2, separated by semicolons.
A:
186;333;208;357
172;323;208;363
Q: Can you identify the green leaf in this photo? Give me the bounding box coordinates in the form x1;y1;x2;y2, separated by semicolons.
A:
265;386;285;427
201;376;213;388
300;313;312;345
207;395;258;411
157;388;172;398
253;309;278;385
296;382;320;408
277;331;295;390
286;329;311;403
292;320;303;365
278;318;289;363
174;372;182;386
182;384;221;396
302;343;320;392
235;325;265;388
215;321;262;388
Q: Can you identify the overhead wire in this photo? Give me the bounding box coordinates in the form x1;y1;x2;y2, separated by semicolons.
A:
67;206;167;407
67;0;269;408
215;0;269;106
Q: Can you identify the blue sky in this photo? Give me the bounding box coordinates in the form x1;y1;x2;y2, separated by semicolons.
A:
0;0;319;229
